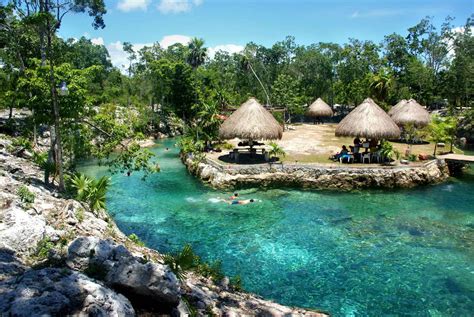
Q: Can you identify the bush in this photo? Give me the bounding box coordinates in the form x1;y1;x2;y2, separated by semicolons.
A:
268;142;286;160
230;275;243;291
215;142;234;150
17;185;35;204
164;244;237;286
11;137;32;151
36;237;54;259
407;153;417;162
69;173;110;212
32;151;55;173
128;233;145;247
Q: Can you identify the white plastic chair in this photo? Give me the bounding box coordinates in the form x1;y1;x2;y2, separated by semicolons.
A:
362;153;371;163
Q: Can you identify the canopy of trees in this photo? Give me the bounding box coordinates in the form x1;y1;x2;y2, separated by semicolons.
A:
0;1;473;189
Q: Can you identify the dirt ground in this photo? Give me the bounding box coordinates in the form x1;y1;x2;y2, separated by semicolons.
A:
208;123;456;165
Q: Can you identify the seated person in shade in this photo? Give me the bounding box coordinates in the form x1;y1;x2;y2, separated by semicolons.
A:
333;145;349;160
353;137;361;146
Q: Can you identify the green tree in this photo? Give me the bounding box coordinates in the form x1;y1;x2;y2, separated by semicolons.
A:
271;73;303;123
187;37;207;68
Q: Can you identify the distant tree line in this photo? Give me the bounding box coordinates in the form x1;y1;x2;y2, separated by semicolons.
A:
0;0;473;189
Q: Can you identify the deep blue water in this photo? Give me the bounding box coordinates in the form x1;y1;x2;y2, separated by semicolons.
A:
79;139;474;316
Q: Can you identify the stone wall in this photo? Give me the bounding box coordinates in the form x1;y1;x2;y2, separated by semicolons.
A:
184;154;450;190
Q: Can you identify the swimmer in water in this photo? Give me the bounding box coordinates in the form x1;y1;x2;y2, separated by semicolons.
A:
222;198;255;205
229;193;239;200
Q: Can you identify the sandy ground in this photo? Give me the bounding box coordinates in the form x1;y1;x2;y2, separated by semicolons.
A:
208;123;450;165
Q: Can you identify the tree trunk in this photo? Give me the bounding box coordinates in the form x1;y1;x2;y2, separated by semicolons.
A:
433;143;437;157
45;4;65;192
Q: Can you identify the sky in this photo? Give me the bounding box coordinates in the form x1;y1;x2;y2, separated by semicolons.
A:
58;0;474;69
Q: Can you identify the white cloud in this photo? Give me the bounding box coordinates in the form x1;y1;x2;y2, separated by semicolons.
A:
107;41;152;72
106;35;189;73
159;34;191;48
157;0;202;14
208;44;244;59
350;9;404;19
117;0;151;12
91;37;104;45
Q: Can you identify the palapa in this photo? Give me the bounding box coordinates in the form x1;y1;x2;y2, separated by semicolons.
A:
306;98;333;117
388;99;407;116
390;99;431;127
219;98;283;140
335;98;400;139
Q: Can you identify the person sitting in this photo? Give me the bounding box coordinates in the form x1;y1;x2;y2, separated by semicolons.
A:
353;137;361;146
332;145;349;160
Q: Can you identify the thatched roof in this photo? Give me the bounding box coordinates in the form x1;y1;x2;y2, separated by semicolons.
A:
388;99;407;116
335;98;400;139
389;99;431;127
306;98;333;117
219;98;283;140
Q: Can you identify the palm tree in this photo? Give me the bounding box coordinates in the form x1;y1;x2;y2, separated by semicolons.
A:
187;37;207;68
369;68;394;104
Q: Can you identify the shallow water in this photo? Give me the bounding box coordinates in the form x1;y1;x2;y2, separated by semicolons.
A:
79;139;474;316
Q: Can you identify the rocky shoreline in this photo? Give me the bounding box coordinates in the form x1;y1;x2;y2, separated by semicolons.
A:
0;135;327;316
183;155;451;190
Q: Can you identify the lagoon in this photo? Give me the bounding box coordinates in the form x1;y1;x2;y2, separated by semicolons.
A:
80;138;474;316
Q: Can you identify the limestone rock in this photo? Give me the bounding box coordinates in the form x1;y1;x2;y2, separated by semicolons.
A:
67;237;180;307
0;205;48;257
0;268;135;317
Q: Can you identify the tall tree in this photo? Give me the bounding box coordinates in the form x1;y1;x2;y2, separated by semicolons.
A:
8;0;106;191
187;37;207;68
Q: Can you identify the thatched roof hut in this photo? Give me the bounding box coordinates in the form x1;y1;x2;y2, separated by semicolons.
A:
388;99;407;116
219;98;283;140
306;98;333;117
335;98;400;139
390;99;431;127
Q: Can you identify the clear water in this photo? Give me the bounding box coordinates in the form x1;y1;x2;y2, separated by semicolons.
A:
79;139;474;316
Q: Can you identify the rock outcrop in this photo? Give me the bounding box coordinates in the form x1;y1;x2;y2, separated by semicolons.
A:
184;155;450;190
67;237;180;308
0;265;135;317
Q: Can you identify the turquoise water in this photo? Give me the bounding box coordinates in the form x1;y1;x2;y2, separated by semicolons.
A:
80;139;474;316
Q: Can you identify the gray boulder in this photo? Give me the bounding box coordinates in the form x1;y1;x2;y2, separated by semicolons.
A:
0;268;135;317
67;237;180;307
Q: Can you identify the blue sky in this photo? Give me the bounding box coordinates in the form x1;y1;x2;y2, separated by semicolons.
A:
58;0;473;68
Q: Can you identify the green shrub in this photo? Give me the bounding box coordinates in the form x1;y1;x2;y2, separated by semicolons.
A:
164;244;230;284
11;137;32;151
164;244;199;281
268;142;286;160
128;233;145;247
215;142;234;150
32;151;55;173
17;185;35;204
69;173;110;212
407;153;417;162
230;275;243;291
36;237;54;259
